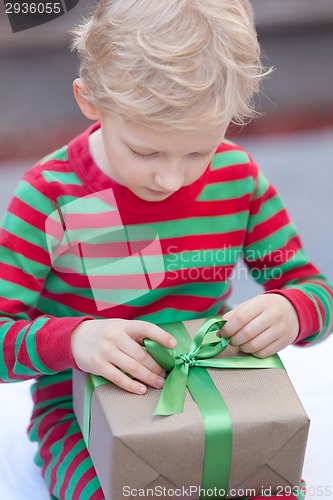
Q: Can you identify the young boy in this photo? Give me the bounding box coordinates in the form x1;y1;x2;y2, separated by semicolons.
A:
1;0;332;498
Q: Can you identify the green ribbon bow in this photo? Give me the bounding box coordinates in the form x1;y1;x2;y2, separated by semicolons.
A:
143;316;284;498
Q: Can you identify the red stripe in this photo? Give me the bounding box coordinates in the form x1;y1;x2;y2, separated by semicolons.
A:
1;319;35;381
313;294;326;337
121;196;251;224
8;196;48;232
0;297;33;317
58;448;89;499
264;263;321;290
41;287;229;318
245;235;303;271
72;466;104;500
62;211;123;230
246;210;289;246
36;407;73;443
39;419;73;471
49;426;83;493
0;262;41;292
0;229;50;266
249;185;277;215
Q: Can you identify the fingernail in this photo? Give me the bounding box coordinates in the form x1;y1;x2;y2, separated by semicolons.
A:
138;385;146;394
160;370;167;378
156;377;165;388
168;337;177;348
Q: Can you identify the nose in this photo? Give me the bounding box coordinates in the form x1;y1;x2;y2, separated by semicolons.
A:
154;164;184;193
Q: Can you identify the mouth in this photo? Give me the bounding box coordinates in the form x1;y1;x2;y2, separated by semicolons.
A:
146;188;173;196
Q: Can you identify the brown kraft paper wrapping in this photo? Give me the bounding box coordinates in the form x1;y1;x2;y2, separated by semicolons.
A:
73;317;310;500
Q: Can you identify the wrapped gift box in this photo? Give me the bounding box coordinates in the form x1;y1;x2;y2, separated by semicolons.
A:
73;317;309;500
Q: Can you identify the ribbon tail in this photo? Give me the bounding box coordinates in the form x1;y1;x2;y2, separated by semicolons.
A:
153;364;188;416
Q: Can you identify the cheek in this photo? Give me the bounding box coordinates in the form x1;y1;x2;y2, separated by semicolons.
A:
121;159;151;183
185;160;210;184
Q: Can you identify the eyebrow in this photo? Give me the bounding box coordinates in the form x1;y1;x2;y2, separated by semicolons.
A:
125;142;158;153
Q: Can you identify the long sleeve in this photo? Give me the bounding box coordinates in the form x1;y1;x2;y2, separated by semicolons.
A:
0;168;90;382
243;160;333;345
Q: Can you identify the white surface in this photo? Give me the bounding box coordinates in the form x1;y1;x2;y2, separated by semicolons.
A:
0;335;333;500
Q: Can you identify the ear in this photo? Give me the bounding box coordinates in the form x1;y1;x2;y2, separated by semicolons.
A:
73;78;101;120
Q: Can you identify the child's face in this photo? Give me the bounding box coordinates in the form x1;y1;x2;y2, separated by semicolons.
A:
96;114;226;202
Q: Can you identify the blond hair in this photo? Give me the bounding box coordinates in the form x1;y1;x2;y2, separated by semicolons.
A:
71;0;268;131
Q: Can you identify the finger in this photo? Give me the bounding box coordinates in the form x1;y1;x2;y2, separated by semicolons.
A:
250;339;282;359
221;298;263;338
117;336;167;376
125;320;177;349
107;349;166;390
239;327;277;354
228;313;271;347
99;363;149;395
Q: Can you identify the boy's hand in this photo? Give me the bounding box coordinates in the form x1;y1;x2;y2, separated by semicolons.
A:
220;294;299;358
71;319;177;395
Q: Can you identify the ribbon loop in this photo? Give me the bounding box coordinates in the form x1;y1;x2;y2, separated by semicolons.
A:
144;316;284;417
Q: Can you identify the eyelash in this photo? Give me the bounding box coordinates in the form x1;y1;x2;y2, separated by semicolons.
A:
129;149;211;160
129;149;154;159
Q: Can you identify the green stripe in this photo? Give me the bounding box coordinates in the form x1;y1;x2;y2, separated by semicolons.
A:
13;318;52;375
40;145;68;164
3;212;48;251
52;437;86;497
211;150;249;170
51;212;249;241
32;369;72;389
198;177;253;201
244;222;297;255
153;213;248;238
43;274;230;308
25;317;55;373
66;457;94;497
286;281;332;338
79;475;102;499
14;181;54;216
0;246;49;277
165;247;241;269
57;195;119;214
44;421;79;489
254;170;270;198
127;283;230;308
34;395;74;412
28;389;73;442
37;296;89;317
0;277;40;305
42;170;83;186
136;302;225;324
0;321;13;380
247;248;310;286
247;193;283;231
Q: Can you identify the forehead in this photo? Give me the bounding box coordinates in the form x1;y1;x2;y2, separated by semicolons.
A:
112;117;225;152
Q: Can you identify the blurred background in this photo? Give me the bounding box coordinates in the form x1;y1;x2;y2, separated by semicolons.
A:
0;0;332;297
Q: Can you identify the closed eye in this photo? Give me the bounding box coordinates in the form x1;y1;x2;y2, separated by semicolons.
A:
129;148;157;159
189;151;212;158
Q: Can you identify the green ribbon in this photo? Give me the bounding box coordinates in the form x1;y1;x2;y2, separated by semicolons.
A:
82;316;284;500
143;316;284;499
82;373;107;449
